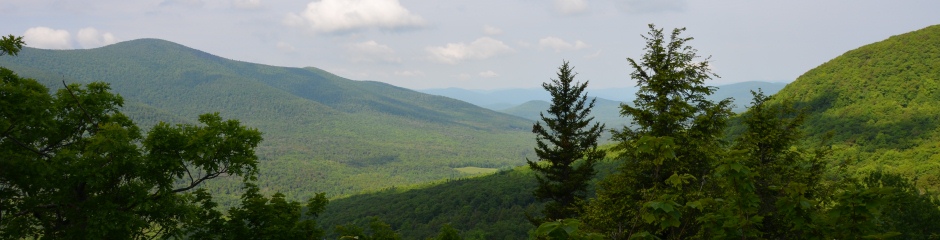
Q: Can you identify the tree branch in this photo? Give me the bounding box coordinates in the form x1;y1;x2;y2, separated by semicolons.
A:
2;132;50;158
61;80;97;133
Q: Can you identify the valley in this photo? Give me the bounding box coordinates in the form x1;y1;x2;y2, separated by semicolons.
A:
3;22;940;239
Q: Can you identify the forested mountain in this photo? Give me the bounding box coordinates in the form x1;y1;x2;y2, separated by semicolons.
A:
321;25;940;239
0;39;535;203
769;24;940;189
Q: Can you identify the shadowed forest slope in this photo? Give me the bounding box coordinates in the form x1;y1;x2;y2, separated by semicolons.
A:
769;24;940;189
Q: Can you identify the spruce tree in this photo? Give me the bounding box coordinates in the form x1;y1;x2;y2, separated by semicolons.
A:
583;24;732;239
528;61;605;222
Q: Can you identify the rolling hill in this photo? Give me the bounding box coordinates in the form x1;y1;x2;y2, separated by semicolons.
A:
0;39;536;203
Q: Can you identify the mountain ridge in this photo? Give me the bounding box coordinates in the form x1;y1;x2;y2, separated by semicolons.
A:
0;38;536;203
420;81;787;112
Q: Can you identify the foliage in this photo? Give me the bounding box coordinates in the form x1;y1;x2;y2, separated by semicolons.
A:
583;24;732;239
185;183;329;240
336;217;403;240
528;61;605;222
0;35;24;57
533;219;605;240
430;224;463;240
693;90;828;238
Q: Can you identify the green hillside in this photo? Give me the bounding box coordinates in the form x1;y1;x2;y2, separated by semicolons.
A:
319;25;940;239
0;39;535;203
770;24;940;189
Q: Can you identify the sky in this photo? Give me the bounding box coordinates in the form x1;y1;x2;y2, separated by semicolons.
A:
2;0;939;90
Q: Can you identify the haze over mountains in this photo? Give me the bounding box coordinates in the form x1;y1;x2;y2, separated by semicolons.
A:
420;81;786;112
0;39;536;202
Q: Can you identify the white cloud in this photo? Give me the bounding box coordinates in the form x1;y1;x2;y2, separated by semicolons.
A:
76;28;117;48
233;0;261;9
394;70;424;77
23;27;72;49
483;25;502;35
555;0;588;15
538;37;588;52
426;37;513;64
286;0;426;33
345;40;401;63
616;0;686;13
479;70;498;78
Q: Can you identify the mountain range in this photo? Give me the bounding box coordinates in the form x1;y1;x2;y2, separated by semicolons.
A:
419;81;786;112
0;39;536;203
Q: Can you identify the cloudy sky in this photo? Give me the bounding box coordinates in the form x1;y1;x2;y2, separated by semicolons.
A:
2;0;938;90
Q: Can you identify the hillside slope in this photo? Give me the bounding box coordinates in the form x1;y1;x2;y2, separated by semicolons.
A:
0;39;535;202
320;25;940;238
770;24;940;188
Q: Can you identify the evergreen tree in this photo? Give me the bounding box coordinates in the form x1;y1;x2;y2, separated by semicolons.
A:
695;90;826;238
583;24;732;239
528;61;605;222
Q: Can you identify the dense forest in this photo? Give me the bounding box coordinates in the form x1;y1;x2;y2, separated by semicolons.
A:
768;24;940;191
3;23;940;239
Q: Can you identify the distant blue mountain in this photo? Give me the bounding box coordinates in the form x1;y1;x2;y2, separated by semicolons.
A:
419;81;788;113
